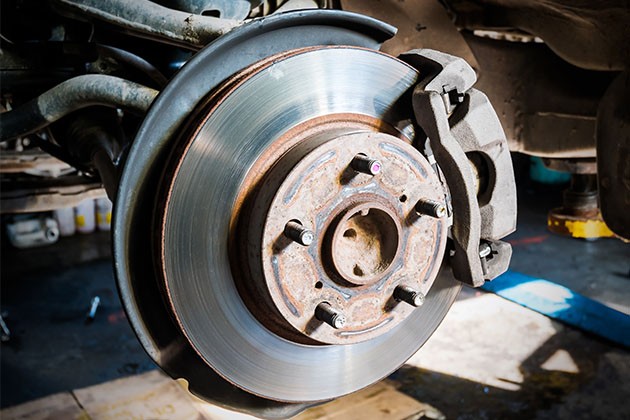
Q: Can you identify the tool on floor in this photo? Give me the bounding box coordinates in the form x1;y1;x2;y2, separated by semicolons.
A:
86;296;101;322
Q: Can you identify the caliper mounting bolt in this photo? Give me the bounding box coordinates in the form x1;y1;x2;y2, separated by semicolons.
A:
284;221;314;246
351;154;382;176
414;199;447;218
394;285;425;307
315;302;347;329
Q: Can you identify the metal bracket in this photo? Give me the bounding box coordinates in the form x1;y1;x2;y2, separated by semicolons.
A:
401;49;516;287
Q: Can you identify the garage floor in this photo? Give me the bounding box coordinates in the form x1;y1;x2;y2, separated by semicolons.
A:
1;163;628;419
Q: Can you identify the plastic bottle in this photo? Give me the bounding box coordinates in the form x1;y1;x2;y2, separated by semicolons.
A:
53;206;76;236
95;197;113;231
75;199;96;234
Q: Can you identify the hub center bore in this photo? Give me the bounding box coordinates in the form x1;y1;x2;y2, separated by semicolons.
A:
330;202;401;286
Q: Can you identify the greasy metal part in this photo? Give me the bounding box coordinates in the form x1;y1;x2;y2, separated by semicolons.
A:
0;75;158;142
597;72;630;240
113;11;405;418
403;49;515;286
463;33;612;158
49;0;241;50
445;0;630;71
562;175;599;216
340;0;478;69
238;130;447;345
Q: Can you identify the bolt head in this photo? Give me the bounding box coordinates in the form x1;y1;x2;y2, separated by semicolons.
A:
369;160;382;175
435;204;447;218
300;230;314;246
332;314;346;329
412;293;425;307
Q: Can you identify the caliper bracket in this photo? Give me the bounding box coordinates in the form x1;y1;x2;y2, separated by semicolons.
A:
401;49;517;287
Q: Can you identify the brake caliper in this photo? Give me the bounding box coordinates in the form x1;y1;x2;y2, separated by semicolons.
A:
401;49;517;287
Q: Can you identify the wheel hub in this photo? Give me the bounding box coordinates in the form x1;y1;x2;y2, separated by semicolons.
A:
239;131;447;345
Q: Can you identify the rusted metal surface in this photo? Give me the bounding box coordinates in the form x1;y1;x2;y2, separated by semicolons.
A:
241;132;447;345
49;0;240;50
547;174;617;240
547;211;616;240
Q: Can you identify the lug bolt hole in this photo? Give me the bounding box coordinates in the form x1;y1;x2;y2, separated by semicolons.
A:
353;264;364;277
399;195;408;203
315;281;323;289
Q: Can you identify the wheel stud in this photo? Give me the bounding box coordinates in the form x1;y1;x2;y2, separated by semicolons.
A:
351;154;382;175
284;221;314;246
394;285;425;307
414;199;447;218
315;302;346;329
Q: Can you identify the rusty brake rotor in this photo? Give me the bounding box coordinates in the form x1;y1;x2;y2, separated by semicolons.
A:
157;46;462;402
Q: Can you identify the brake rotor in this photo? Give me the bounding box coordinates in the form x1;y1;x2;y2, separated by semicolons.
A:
156;46;461;403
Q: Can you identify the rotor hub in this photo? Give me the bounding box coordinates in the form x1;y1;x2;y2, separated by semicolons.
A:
239;131;447;344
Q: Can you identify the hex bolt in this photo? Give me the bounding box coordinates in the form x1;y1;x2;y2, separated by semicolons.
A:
414;199;447;218
284;221;314;246
315;302;347;329
394;285;425;307
351;154;382;176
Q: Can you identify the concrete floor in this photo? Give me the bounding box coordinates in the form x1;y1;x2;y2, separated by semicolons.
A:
1;161;628;418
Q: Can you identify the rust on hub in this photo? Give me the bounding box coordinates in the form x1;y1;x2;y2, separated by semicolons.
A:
329;202;401;286
235;130;448;345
